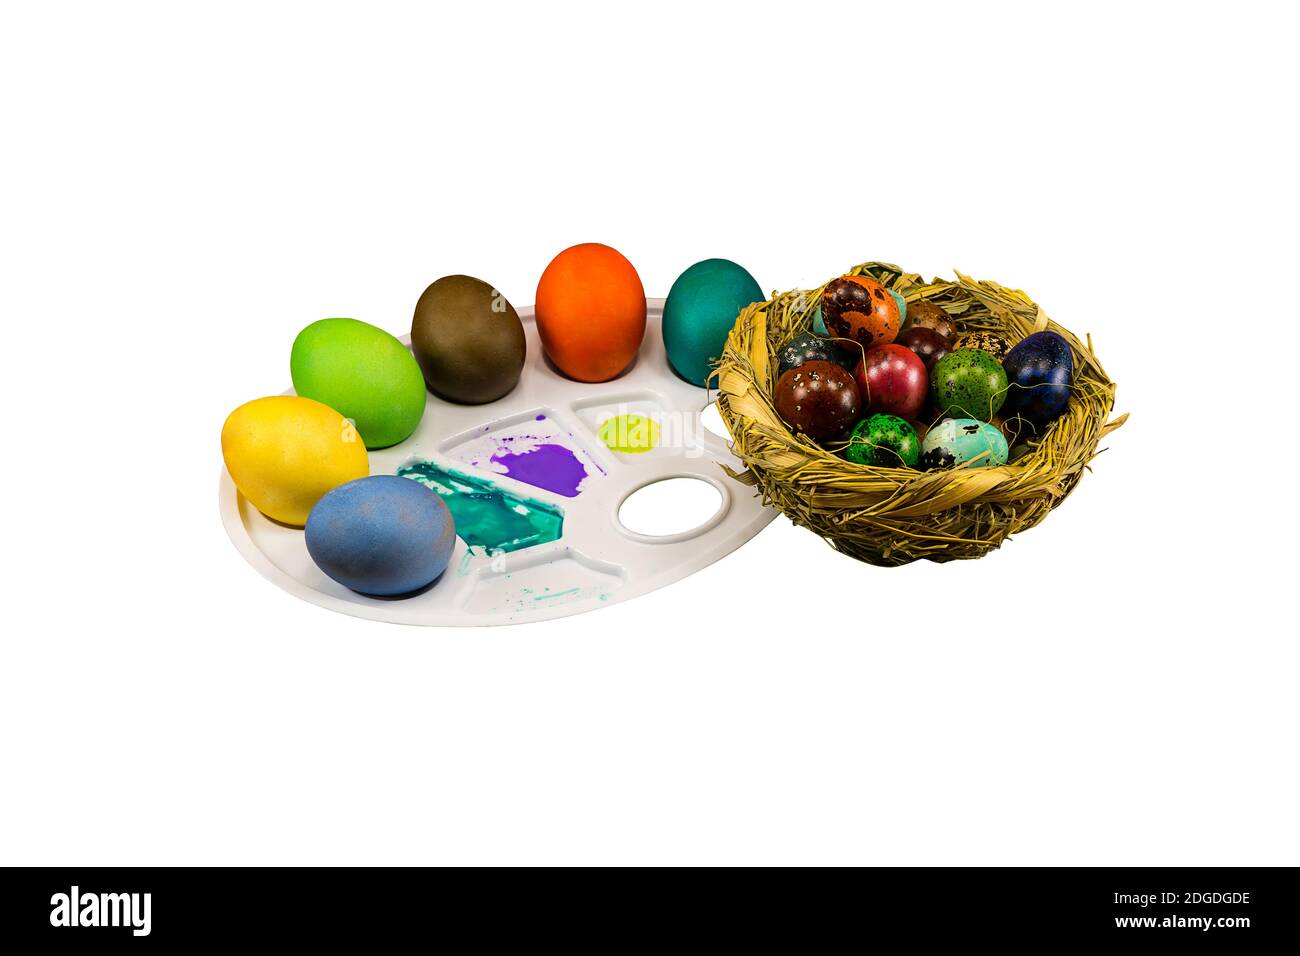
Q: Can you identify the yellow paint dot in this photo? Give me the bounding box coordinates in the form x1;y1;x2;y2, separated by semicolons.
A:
597;414;660;454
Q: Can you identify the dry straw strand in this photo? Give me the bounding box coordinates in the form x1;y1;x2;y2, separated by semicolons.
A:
716;262;1125;565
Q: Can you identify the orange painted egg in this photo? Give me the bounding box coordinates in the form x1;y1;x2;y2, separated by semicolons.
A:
820;275;901;356
535;243;646;382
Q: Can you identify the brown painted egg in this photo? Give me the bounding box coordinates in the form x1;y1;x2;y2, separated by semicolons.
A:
895;326;951;371
900;299;955;341
820;275;901;356
953;331;1010;360
774;360;861;442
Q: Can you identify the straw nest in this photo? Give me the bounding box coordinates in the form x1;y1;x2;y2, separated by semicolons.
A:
716;262;1126;566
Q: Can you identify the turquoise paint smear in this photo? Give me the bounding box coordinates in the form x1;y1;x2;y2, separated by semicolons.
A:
398;460;564;555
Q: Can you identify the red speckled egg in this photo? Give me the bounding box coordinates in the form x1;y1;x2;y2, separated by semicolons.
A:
854;344;928;419
820;275;900;356
895;326;951;371
775;360;861;441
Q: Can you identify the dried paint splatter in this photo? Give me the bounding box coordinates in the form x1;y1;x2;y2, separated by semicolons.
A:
489;442;590;498
451;413;605;498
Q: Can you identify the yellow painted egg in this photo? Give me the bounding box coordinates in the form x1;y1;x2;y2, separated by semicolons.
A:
221;396;369;525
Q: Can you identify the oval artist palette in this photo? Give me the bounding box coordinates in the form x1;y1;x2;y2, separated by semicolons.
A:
219;300;776;626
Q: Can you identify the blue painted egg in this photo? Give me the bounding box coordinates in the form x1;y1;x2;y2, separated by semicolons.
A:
919;418;1009;470
1002;331;1074;428
305;475;455;596
662;258;763;386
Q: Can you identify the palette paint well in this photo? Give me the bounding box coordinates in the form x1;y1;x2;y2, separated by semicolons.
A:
444;411;605;498
398;460;565;554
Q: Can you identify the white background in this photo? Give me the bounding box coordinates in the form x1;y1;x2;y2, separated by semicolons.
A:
3;1;1296;865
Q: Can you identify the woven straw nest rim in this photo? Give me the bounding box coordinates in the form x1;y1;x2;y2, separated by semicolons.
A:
715;261;1126;566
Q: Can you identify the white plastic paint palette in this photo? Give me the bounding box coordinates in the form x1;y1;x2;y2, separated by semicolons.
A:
219;299;776;626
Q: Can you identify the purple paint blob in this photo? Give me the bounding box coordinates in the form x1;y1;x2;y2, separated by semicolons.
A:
490;442;589;497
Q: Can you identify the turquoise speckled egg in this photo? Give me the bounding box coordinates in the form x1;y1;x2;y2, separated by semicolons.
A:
811;304;827;336
919;418;1009;470
887;289;907;326
662;258;763;386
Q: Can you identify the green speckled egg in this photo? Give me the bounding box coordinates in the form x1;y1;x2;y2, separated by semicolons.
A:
662;258;763;386
919;418;1008;470
931;348;1008;421
844;414;920;468
952;331;1010;360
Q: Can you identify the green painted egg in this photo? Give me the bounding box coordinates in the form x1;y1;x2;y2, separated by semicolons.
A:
931;348;1008;421
919;418;1008;470
290;318;426;449
844;413;920;468
662;258;763;386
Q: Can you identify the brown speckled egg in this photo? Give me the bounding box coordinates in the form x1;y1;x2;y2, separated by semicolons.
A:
895;326;951;371
953;331;1010;360
821;275;900;356
775;360;861;442
900;299;955;341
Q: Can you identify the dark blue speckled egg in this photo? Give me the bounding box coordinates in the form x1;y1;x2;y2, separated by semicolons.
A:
1001;331;1074;428
305;475;455;596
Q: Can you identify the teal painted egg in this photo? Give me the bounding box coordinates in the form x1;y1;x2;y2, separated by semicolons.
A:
662;258;763;386
919;418;1009;470
844;413;920;468
931;348;1008;421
